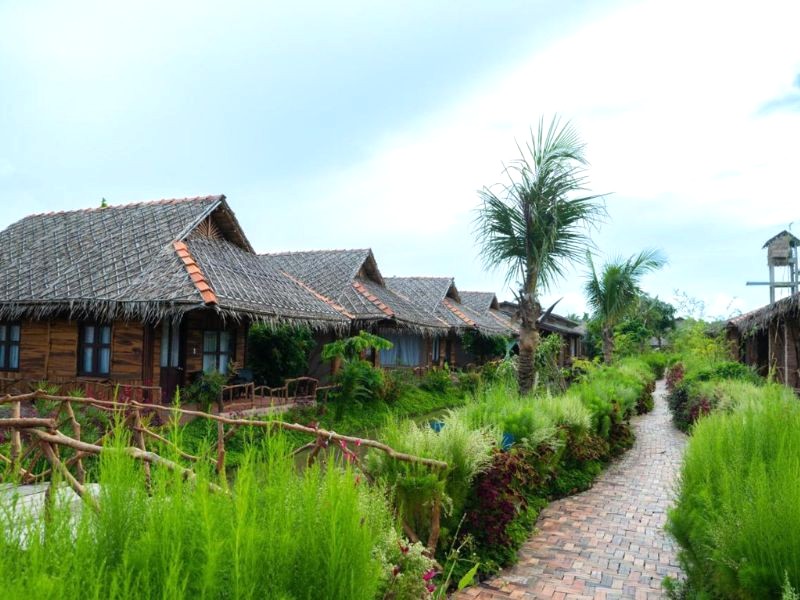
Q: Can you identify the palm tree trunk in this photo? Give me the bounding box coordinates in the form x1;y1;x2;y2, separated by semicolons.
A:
517;294;541;394
602;326;614;363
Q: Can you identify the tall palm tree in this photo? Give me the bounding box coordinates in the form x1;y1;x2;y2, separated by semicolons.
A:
476;117;605;394
584;249;667;363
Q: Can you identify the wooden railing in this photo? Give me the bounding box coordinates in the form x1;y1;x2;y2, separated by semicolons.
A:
218;382;255;407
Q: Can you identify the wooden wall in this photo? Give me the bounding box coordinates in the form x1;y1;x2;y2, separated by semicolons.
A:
182;312;248;376
768;318;800;390
0;318;146;384
0;311;251;389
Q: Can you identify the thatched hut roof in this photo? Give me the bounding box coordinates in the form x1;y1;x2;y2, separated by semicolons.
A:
0;196;348;330
762;230;800;249
260;250;447;334
727;292;800;336
460;291;519;336
385;277;515;336
497;300;584;337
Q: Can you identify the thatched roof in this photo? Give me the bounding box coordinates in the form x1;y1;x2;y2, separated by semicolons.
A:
762;230;800;249
459;291;500;313
460;292;520;336
727;292;800;336
385;277;515;336
0;196;348;329
260;250;447;334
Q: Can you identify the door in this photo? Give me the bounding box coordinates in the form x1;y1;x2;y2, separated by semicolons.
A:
160;321;185;403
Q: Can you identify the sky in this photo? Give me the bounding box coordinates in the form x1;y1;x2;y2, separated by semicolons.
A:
1;0;799;321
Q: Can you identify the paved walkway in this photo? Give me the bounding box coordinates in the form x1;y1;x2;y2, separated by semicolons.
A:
457;381;685;600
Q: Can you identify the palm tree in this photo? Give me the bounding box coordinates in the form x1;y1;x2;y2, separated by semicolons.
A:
584;250;667;363
476;117;605;394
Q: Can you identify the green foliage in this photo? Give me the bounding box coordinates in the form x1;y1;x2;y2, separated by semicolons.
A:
641;351;670;378
181;371;228;410
0;432;424;600
334;360;385;404
420;365;454;395
324;332;394;418
322;330;393;361
475;116;605;392
534;333;567;392
246;324;314;386
584;249;667;361
668;360;762;431
460;330;509;364
456;371;482;397
667;386;800;599
365;412;494;550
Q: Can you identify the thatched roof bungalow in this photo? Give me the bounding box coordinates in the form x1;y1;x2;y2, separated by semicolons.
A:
0;196;348;400
383;277;516;367
259;250;450;372
727;293;800;389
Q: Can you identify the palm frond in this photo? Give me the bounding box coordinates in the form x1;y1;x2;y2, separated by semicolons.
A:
475;116;607;297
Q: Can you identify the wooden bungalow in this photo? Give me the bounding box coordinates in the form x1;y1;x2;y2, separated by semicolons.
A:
0;196;348;401
383;278;516;368
259;250;448;375
727;293;800;390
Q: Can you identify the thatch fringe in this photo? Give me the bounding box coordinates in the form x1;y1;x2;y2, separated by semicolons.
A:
728;293;800;337
0;299;349;333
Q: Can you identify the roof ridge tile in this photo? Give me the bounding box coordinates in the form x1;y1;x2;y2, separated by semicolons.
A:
173;241;218;305
352;281;395;317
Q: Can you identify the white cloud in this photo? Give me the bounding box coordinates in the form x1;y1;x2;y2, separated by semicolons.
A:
303;0;800;313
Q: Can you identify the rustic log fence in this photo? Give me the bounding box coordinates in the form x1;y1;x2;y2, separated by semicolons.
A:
0;389;448;551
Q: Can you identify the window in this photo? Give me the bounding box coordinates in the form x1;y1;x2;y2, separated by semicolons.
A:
78;323;111;376
379;334;423;367
431;337;441;363
202;330;235;374
0;323;21;371
160;322;181;368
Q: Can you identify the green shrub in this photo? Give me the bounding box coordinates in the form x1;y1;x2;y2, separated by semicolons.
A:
0;432;424;600
641;351;670;378
460;330;509;364
246;324;314;386
365;412;494;551
667;386;800;598
456;371;482;397
420;365;454;395
181;371;228;410
461;447;548;577
667;360;763;431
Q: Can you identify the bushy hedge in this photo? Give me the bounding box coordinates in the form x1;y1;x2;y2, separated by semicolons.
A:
365;357;660;586
666;359;761;431
667;382;800;599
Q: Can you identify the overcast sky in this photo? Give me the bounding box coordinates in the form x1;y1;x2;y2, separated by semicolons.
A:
1;0;799;320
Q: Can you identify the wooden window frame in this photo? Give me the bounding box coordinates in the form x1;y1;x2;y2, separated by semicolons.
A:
202;329;236;374
0;322;21;372
78;323;112;377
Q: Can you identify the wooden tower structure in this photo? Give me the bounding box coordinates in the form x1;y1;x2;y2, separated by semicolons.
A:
747;230;800;303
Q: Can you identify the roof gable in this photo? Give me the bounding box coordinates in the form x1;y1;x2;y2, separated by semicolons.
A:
0;196;278;324
460;291;500;313
384;277;458;313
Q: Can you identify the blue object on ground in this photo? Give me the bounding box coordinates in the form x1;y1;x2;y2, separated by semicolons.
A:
430;420;445;433
501;432;515;450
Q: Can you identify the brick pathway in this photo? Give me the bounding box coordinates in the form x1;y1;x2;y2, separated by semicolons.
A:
456;381;685;600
